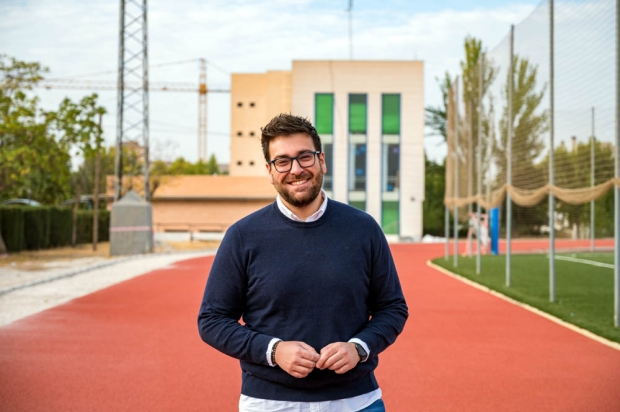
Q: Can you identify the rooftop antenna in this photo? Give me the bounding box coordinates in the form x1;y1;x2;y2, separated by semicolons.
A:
347;0;353;59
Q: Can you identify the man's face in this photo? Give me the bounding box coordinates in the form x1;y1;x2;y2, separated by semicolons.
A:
266;133;326;208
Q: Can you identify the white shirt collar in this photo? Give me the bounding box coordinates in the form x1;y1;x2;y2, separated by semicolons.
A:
276;190;328;222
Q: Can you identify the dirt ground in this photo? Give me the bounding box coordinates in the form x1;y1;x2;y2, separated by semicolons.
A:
0;240;221;272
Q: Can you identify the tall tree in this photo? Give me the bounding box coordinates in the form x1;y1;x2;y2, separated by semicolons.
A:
0;55;73;204
425;72;452;141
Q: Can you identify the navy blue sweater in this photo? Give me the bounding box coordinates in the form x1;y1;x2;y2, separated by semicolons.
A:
197;200;408;402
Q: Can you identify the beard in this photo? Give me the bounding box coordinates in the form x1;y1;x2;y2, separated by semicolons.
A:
275;169;324;208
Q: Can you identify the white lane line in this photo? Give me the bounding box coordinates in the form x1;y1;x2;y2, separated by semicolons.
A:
554;255;614;269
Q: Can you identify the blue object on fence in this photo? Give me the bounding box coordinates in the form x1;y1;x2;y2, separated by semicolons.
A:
490;208;500;255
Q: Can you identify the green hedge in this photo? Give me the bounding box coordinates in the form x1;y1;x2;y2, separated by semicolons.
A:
0;206;109;252
0;208;25;252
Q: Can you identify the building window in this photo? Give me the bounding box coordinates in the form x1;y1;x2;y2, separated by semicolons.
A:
237;161;242;166
382;201;399;235
382;93;400;235
315;93;334;134
348;136;366;211
348;94;367;210
349;94;367;134
249;131;255;137
323;141;333;192
249;161;255;166
237;102;243;107
237;131;243;136
382;94;400;135
249;102;255;107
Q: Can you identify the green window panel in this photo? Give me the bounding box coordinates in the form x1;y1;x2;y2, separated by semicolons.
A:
349;94;367;134
315;94;334;134
349;200;366;212
382;201;399;235
382;94;400;135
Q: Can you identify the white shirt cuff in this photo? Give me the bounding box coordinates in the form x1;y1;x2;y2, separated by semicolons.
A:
266;338;282;367
348;338;370;362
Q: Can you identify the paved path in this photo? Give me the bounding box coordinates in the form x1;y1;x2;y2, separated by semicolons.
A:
0;242;619;411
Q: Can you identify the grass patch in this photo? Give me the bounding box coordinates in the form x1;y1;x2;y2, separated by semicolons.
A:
432;253;620;344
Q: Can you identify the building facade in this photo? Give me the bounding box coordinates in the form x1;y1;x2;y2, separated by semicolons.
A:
230;60;424;239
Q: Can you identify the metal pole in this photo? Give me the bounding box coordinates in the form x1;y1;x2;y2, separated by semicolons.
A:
454;77;460;267
114;0;125;202
445;206;449;260
477;55;483;275
507;25;514;287
591;107;595;252
549;0;556;302
614;0;619;327
348;0;353;60
142;0;150;202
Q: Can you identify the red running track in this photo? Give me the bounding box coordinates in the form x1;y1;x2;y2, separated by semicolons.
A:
1;241;619;411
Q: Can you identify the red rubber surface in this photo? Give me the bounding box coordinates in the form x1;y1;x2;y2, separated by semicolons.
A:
1;240;619;411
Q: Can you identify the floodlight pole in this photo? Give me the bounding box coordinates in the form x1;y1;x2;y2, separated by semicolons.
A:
507;25;514;287
549;0;556;303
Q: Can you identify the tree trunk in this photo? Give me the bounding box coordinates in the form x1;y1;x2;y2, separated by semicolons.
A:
92;113;102;251
72;184;80;248
93;148;100;251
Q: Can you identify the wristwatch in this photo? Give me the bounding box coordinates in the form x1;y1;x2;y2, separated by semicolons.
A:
353;343;368;363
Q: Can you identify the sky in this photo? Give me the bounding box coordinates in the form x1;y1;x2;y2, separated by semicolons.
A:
0;0;544;165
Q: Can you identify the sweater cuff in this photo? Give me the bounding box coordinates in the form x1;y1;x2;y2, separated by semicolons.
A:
266;338;282;367
348;338;370;362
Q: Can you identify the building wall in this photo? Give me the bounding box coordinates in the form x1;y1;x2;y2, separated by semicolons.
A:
291;60;425;239
152;199;273;233
230;71;291;176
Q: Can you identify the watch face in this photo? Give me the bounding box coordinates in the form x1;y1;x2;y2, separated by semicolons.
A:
355;343;368;361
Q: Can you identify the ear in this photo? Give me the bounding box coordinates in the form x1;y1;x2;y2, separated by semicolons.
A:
266;163;275;184
319;152;327;174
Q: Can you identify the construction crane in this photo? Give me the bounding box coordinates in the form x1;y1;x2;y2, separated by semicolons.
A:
38;59;229;162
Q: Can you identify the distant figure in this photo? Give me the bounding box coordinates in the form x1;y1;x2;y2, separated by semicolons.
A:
198;113;408;412
467;211;489;255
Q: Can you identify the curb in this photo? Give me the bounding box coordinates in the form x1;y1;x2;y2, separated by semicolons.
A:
0;249;216;296
426;260;620;352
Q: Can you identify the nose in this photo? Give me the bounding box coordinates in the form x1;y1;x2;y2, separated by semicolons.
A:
289;158;305;175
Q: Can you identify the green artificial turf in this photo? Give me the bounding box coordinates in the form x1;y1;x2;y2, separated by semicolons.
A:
432;253;620;344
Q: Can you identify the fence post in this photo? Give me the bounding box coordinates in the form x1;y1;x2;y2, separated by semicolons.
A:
591;107;595;252
507;24;514;287
454;77;460;267
549;0;556;303
614;0;619;327
477;54;484;275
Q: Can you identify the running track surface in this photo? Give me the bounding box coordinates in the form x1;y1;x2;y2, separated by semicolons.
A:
1;240;619;411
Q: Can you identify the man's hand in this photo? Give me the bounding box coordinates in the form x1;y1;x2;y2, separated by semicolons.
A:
316;342;359;374
274;341;320;378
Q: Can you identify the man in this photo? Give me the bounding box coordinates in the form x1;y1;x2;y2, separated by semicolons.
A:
198;113;408;411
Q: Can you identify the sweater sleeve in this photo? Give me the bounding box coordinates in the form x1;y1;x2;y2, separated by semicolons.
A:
197;225;274;365
352;224;409;357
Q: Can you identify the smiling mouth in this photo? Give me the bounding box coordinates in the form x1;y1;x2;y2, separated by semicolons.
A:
289;179;309;186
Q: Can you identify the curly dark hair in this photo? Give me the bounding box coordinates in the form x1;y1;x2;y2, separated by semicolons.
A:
260;113;322;162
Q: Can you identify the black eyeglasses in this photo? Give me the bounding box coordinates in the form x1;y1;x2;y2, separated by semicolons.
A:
269;151;321;173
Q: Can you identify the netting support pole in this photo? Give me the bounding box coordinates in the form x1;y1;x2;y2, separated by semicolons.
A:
476;54;483;275
507;25;514;287
454;77;460;267
614;0;620;327
549;0;556;303
445;205;449;260
591;107;595;252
